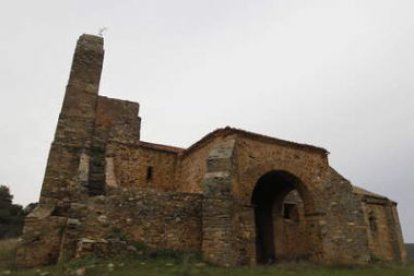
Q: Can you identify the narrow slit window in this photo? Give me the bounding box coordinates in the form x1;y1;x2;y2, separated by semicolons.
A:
146;166;153;181
369;212;377;233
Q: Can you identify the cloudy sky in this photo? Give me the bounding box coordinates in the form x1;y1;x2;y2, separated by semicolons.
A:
0;1;413;242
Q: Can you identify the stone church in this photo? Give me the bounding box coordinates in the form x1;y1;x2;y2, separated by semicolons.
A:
16;34;406;267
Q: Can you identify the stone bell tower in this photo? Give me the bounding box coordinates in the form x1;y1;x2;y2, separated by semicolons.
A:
40;34;105;206
16;34;141;266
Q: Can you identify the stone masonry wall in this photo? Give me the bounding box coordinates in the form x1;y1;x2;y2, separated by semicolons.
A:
106;142;180;191
234;135;328;206
178;132;238;193
15;207;67;267
391;204;407;262
234;135;328;263
320;169;369;264
360;197;407;262
66;190;202;260
362;201;394;261
201;139;240;266
95;96;141;144
40;34;104;205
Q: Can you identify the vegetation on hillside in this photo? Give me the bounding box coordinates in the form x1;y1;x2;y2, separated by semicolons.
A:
0;185;37;240
0;185;25;239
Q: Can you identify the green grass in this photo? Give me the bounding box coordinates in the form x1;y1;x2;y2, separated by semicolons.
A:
0;239;18;270
1;239;413;275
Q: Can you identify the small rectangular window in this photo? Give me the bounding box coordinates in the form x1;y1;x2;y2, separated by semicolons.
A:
146;166;153;181
283;203;299;221
369;211;377;233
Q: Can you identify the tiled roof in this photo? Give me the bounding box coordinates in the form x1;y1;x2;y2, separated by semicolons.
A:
183;127;328;156
138;141;184;154
352;185;389;200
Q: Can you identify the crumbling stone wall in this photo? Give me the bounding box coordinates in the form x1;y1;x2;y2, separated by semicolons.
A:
16;191;202;267
15;207;67;267
59;190;202;261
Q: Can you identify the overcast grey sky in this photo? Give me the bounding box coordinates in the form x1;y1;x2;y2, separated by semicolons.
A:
0;1;413;242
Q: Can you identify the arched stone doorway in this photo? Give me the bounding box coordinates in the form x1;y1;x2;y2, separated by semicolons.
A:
251;170;311;264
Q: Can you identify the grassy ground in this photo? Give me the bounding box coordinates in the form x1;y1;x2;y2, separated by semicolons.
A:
1;239;413;276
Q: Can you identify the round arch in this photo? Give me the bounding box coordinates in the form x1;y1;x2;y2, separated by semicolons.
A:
251;170;314;264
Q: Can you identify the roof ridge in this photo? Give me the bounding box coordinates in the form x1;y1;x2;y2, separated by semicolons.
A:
139;141;185;153
182;126;328;157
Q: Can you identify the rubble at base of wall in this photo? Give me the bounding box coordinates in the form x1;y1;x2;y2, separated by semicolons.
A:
75;238;136;259
16;189;204;268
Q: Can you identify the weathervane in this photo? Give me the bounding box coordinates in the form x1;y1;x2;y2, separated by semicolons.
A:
98;27;108;37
